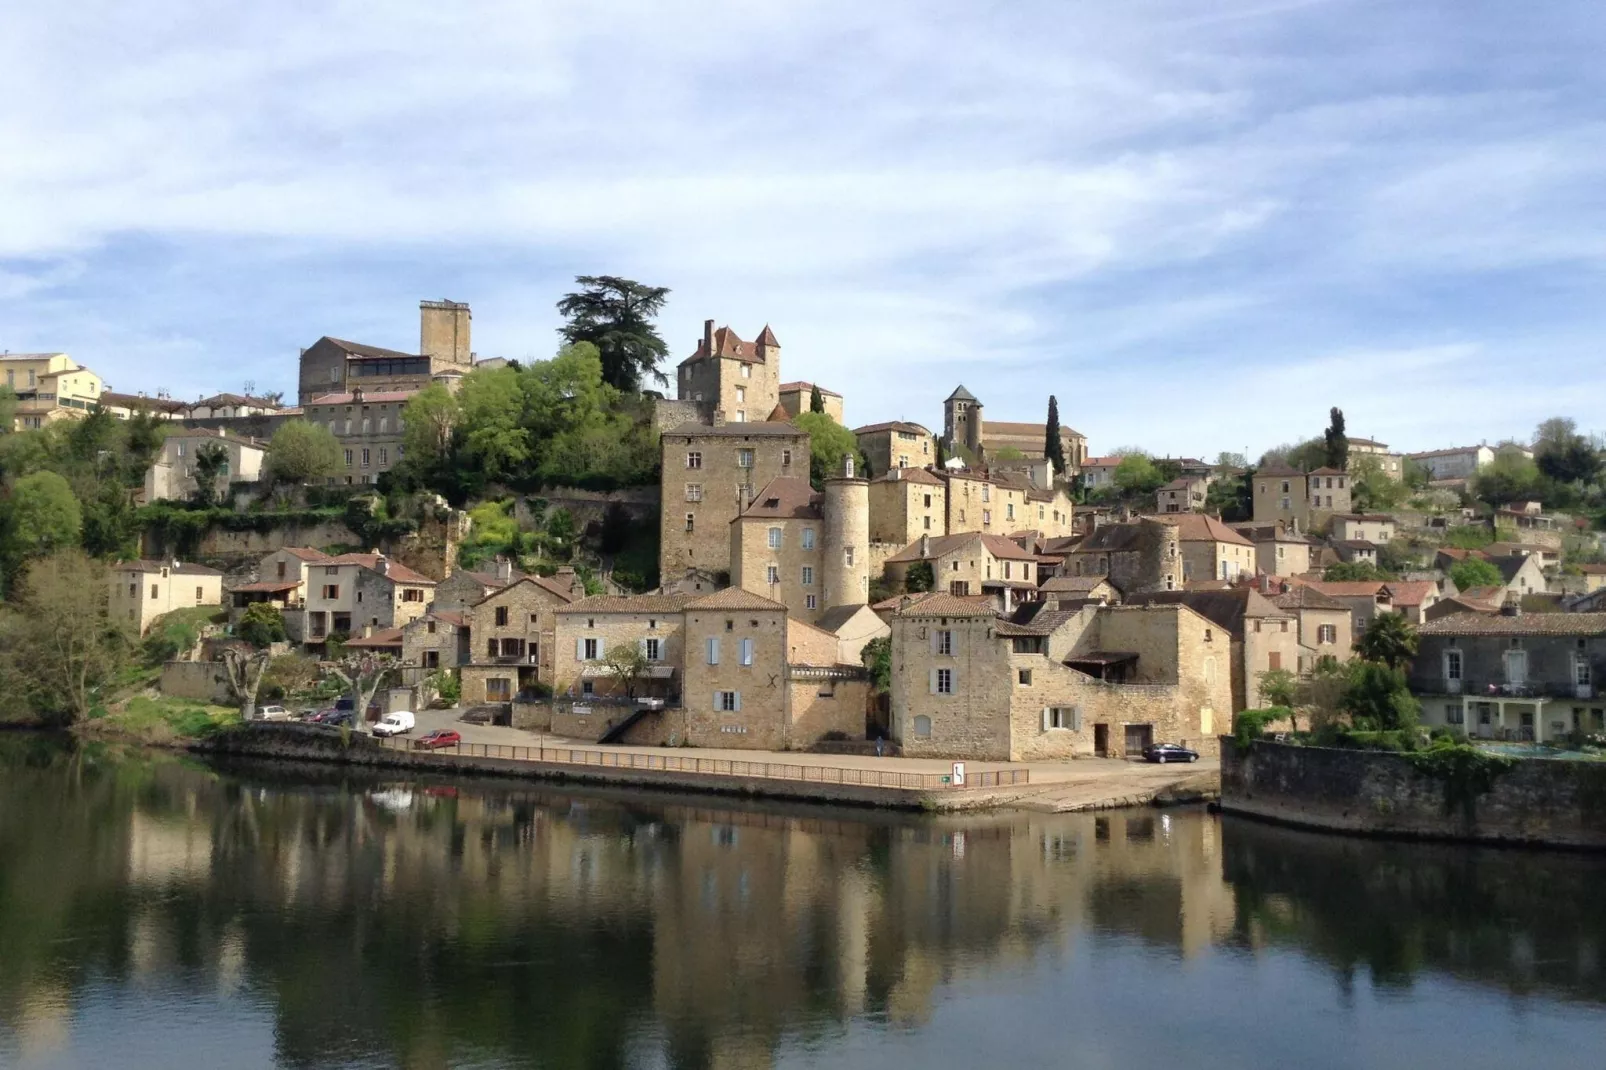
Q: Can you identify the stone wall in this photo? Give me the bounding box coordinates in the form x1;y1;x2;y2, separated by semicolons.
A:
161;660;234;704
145;520;359;565
515;486;661;531
1220;739;1606;848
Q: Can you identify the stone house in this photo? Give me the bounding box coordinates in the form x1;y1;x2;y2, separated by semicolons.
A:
302;553;435;644
344;626;403;657
882;531;1039;609
1330;513;1397;544
1489;553;1549;600
1410;612;1606;742
230;547;332;640
551;593;697;701
109;560;225;635
941;386;1088;473
660;419;810;580
1252;465;1352;530
1079;456;1122;491
1424;585;1507;622
1383;580;1441;625
777;381;844;424
1157;476;1207;513
941;470;1005;535
1348;438;1405;480
675;320;782;425
1406;444;1497;482
431;560;524;615
302;387;415;485
729;476;826;622
1039;575;1119;607
296;299;473;406
1301;580;1394;638
141;428;268;503
1270;586;1353;672
1333;540;1380;567
854;421;935;476
1060;518;1182;596
401;610;469;670
992;472;1076;539
813;603;891;665
1125;589;1299;711
889;595;1231;761
1234;523;1314;577
868;466;946;547
457;575;581;705
1161;514;1257;583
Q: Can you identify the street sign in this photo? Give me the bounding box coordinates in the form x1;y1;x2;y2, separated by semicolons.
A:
952;761;966;787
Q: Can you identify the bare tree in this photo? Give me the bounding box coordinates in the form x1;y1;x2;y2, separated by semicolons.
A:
603;644;651;700
327;654;395;728
222;646;273;720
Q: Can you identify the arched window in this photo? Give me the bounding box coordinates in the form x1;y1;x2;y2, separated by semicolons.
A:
913;715;932;738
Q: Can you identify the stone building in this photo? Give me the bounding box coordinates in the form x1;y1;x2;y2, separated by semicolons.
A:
296;299;473;405
1157;476;1208;514
889;595;1230;761
300;553;435;645
867;467;946;547
854;421;935;475
940;385;1088;473
1329;513;1397;544
730;477;826;621
1299;579;1395;638
1160;514;1257;584
659;419;810;580
675;320;782;425
821;458;871;610
301;388;414;485
458;575;580;705
1410;612;1606;742
3;352;105;430
1061;518;1182;596
990;472;1075;539
109;560;224;635
1347;438;1405;480
401;610;469;670
1252;465;1352;531
552;593;697;701
141;428;268;503
778;381;844;424
1233;522;1314;578
881;532;1038;610
1125;589;1299;711
1270;585;1353;672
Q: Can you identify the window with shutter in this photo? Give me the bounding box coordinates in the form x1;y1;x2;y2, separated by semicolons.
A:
708;638;720;664
740;638;754;665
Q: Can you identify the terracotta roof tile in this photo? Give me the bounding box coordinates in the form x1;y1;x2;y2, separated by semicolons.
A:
1419;613;1606;637
326;553;436;586
778;381;841;397
739;477;822;520
895;594;997;619
684;587;787;611
558;593;697;614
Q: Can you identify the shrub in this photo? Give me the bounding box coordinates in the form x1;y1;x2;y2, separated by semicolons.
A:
1233;707;1291;750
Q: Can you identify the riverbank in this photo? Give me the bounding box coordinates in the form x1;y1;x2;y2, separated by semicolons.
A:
1220;737;1606;849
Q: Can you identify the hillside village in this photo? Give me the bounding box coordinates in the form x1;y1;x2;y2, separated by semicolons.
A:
4;283;1606;763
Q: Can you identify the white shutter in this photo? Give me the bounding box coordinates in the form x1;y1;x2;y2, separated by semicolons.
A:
638;638;648;656
929;630;938;654
710;637;721;664
1042;707;1051;732
713;691;722;710
929;669;937;694
596;638;606;659
734;691;742;711
1071;707;1083;731
575;637;584;661
741;638;753;665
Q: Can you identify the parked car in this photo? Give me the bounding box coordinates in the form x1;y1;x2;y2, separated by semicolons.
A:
371;711;416;737
1143;742;1199;764
257;705;292;722
414;729;462;750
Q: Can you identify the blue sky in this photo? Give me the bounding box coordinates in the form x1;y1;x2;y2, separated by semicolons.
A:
2;0;1604;457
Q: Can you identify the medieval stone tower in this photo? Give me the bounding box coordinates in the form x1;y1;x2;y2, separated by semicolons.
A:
676;320;782;424
943;385;984;459
420;299;472;368
1133;518;1183;594
823;455;871;608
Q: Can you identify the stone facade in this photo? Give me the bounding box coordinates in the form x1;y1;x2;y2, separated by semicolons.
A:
401;611;468;670
660;421;810;580
854;422;935;477
142;429;268;503
2;352;104;430
682;594;794;749
729;477;825;623
297;300;473;405
867;467;946;546
301;390;414;485
1330;514;1397;543
301;553;434;644
1253;466;1352;531
550;594;695;701
1234;523;1313;577
882;532;1038;609
778;381;844;424
940;385;1088;473
1157;476;1207;513
1061;518;1182;596
1271;586;1353;672
457;576;581;704
1125;589;1300;711
1163;514;1257;584
109;561;224;635
675;320;782;425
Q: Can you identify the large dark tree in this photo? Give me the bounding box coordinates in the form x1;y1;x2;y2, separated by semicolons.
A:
809;384;824;414
1323;407;1349;471
1043;396;1067;475
556;275;670;392
1533;417;1602;486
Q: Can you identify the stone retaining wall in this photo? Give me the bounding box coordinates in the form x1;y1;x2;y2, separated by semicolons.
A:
1220;738;1606;848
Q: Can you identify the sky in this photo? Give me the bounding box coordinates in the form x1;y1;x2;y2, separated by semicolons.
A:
2;0;1605;458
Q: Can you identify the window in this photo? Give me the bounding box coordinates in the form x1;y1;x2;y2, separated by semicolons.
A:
1045;707;1079;730
844;546;855;566
716;690;739;712
1281;481;1290;493
379;447;388;466
782;449;792;467
426;621;437;634
1577;656;1593;687
402;588;423;602
276;562;287;579
706;638;720;664
913;715;932;738
195;586;203;600
924;494;932;508
344;449;353;468
805;594;817;610
685;483;703;502
495;606;510;626
321;584;339;599
1445;650;1462;681
740;638;754;665
950;580;970;596
645;638;662;661
923;516;932;530
935;630;953;655
935;668;954;694
686;451;703;469
150;584;160;599
1006;503;1015;521
798;527;816;550
766;564;780;584
582;680;594;695
1318;624;1336;644
1003;561;1012;579
361;448;371;468
737;449;754;468
740;364;750;379
982;485;991;502
582;638;599;660
1018;669;1032;686
361;418;371;434
736;386;745;403
685;514;695;533
1446;703;1465;725
423;650;439;669
801;566;814;586
128;583;136;597
768;527;782;549
983;509;991;526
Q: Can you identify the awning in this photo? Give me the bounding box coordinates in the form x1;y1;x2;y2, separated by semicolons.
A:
1065;651;1140;668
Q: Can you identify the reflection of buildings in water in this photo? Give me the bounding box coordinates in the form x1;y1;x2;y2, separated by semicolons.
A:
13;981;72;1061
127;809;212;886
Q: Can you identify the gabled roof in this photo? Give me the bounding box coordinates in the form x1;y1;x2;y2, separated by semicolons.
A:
1082;456;1123;468
1419;613;1606;637
814;604;875;633
1255;462;1304;477
983;420;1087;439
766;404;791;422
685;587;786;611
1490;554;1542;582
1307;580;1390;598
281;547;334;562
895;593;996;619
1309;467;1345;476
428;610;468;628
325;553;435;586
345;627;404;648
115;560;223;576
321;337;422;361
1336;540;1379;551
738;477;822;520
884;531;1037;564
1041;575;1113;595
1383;581;1438;607
945;385;978;403
228;580;301;594
1125;588;1290;635
470;574;578;608
558;593;697;614
1157;513;1254;547
1272;586;1346;612
679;325;773;367
871;467;944;486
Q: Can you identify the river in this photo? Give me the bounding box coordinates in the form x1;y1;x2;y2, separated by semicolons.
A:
1;734;1603;1069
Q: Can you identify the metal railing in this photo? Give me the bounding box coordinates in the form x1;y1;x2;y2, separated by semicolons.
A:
374;736;1029;791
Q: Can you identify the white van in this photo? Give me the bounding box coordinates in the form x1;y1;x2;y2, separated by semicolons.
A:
371;711;416;737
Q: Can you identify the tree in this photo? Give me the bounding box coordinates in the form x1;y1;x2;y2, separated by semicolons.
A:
1324;561;1391;582
1323;407;1349;471
454;366;533;485
861;636;891;695
602;643;651;699
221;646;273;721
1534;417;1602;486
1402;458;1433;490
1113;453;1164;496
3;470;82;567
0;550;127;725
1449;557;1503;591
1472;447;1543;507
556;275;671;391
1043;396;1067;475
398;383;460;488
1356;612;1418;670
264;420;341;486
327;654;395;728
993;446;1025;461
0;386;17;433
795;412;861;489
1214;450;1248;471
1261;439;1326;472
809;384;824;414
1258;667;1298;710
260;653;319;702
905;560;935;593
934;438;948;470
237;602;288;648
190;442;230;506
1206;466;1254;523
1350;455;1407;512
1342;661;1419;732
1299;656;1350;731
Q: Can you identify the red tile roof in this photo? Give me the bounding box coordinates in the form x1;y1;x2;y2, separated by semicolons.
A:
685;587;787;611
326;553;436;585
778;381;841;397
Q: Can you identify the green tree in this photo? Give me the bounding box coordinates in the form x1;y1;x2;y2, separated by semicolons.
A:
861;635;892;695
1258;667;1299;710
1044;396;1067;475
1533;417;1602;487
1113;453;1164;495
905;560;935;593
397;383;460;488
1206;466;1254;523
1262;439;1326;472
0;549;127;725
556;275;671;391
795;412;860;489
1323;407;1349;470
1350;455;1407;511
1214;450;1248;470
993;446;1025;461
264;420;341;486
238;602;288;648
1472;447;1542;507
934;439;947;470
455;366;533;485
1402;457;1432;490
1324;561;1392;582
602;643;652;699
1356;612;1419;670
1449;557;1503;591
809;384;824;414
1342;661;1420;732
190;442;230;506
4;470;82;565
0;386;17;433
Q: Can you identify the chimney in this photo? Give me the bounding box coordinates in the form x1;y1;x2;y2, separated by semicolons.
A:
890;468;901;482
362;624;374;638
703;319;715;357
712;409;726;427
919;533;930;559
556;566;582;599
496;557;513;582
1501;593;1521;617
374;554;389;576
352;385;364;404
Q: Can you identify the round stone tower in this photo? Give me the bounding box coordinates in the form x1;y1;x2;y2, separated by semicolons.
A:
824;454;871;608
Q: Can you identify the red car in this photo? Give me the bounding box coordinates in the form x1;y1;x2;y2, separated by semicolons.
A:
414;729;462;750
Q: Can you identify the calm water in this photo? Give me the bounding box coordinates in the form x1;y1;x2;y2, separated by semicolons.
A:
1;736;1604;1070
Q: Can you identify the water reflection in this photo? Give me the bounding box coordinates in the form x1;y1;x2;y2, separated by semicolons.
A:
1;735;1604;1069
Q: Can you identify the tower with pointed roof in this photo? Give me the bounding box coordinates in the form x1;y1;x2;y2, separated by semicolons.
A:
943;385;984;460
675;319;782;425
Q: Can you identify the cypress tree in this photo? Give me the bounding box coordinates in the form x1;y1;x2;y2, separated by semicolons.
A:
809;384;824;413
1324;407;1349;470
1044;395;1067;475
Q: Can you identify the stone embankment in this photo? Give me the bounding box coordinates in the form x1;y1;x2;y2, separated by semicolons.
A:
1220;738;1606;849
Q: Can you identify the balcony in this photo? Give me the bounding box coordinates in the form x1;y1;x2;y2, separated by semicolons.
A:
1425;678;1593;701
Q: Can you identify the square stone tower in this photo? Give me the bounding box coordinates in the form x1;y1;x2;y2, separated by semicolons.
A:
676;320;781;424
420;299;472;369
